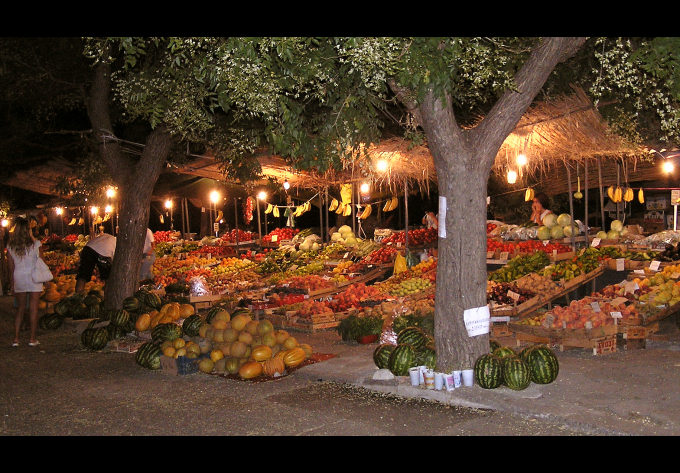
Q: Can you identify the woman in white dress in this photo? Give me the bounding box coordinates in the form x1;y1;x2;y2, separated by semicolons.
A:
7;217;45;347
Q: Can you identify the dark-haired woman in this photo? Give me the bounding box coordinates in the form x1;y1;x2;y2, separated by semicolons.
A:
530;192;553;225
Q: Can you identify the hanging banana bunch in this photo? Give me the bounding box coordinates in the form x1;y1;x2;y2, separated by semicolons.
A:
215;210;223;223
68;218;77;225
615;186;623;203
329;198;339;212
525;187;535;202
340;184;352;205
623;187;634;202
638;188;645;204
607;185;615;201
336;202;346;214
102;214;110;222
265;203;273;214
359;204;372;220
343;204;352;217
272;206;280;218
77;217;84;225
159;214;164;224
383;196;398;212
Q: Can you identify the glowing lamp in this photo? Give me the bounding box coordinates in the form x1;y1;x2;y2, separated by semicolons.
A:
1;219;8;228
507;170;517;184
360;182;370;194
516;154;528;166
376;159;388;173
55;207;64;216
164;199;173;209
90;206;99;215
209;190;220;204
106;187;116;198
283;179;290;191
104;205;113;214
663;160;675;174
257;191;267;201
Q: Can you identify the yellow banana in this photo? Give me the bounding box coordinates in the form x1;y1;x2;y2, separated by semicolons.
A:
336;203;345;215
273;207;280;218
329;198;339;212
607;186;615;201
360;204;372;219
68;218;76;225
383;199;391;212
296;205;303;217
525;187;534;202
623;187;633;202
265;203;273;214
78;217;84;225
304;201;310;212
638;188;645;204
390;196;398;211
614;186;622;203
343;204;352;217
215;210;223;223
159;214;164;224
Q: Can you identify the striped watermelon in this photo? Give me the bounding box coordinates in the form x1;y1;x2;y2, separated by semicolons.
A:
415;345;436;370
387;344;416;376
39;313;63;330
474;354;503;389
524;345;559;384
492;346;516;359
135;342;161;370
182;314;203;337
122;296;141;312
80;320;109;350
502;357;531;390
106;323;128;340
489;339;501;352
396;327;428;351
110;309;130;327
519;344;537;362
151;323;183;344
373;344;396;369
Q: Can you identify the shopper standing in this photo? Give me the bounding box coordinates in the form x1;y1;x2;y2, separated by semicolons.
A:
7;217;44;347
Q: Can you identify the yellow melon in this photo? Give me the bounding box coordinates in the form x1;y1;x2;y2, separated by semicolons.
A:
282;336;298;350
198;358;214;374
135;313;151;332
173;338;186;349
238;331;253;345
231;313;251;331
250;345;273;362
238;361;263;379
245;320;260;336
179;303;195;318
210;349;224;362
212;319;228;330
223;328;239;343
163;346;176;357
212;329;225;343
174;347;186;358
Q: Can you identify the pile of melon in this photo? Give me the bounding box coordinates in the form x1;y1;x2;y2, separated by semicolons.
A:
194;306;313;380
537;213;580;241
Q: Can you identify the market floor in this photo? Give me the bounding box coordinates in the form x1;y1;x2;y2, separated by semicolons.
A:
0;296;585;436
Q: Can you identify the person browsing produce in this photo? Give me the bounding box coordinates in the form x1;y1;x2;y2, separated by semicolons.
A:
75;232;116;293
530;192;553;225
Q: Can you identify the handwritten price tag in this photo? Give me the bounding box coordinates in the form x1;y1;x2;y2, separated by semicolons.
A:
499;251;509;261
507;290;520;302
591;238;601;247
649;260;661;271
634;269;645;275
553;249;558;259
616;258;625;271
487;251;495;259
610;311;622;319
590;301;601;312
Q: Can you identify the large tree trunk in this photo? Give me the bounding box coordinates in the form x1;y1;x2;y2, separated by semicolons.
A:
85;60;174;309
392;37;587;371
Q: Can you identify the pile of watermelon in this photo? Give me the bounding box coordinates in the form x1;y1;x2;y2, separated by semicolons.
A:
475;343;559;390
373;327;436;375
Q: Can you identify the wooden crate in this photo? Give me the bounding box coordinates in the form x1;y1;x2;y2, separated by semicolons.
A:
286;319;340;333
491;322;512;338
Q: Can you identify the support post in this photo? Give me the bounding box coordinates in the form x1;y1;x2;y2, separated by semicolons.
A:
597;157;605;230
584;159;589;242
565;162;576;253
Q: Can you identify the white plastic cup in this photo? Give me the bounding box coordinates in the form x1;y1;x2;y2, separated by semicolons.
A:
434;372;444;390
452;370;462;388
418;366;427;384
424;370;435;389
409;367;420;386
462;369;474;387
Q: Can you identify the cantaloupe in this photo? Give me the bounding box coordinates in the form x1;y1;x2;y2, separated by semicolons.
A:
231;313;251;331
257;320;274;336
245;320;260;336
230;341;247;358
198;358;214;373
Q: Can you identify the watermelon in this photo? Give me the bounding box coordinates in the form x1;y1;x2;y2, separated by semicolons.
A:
489;339;501;352
80;320;109;350
106;323;128;340
206;305;231;324
122;296;141;312
54;299;70;317
87;303;101;320
474;354;503;389
396;327;428;351
387;344;416;376
135;342;161;370
415;345;436;370
373;344;396;369
71;302;89;320
83;294;102;307
151;323;183;344
110;309;130;327
524;345;559;384
39;313;63;330
492;346;516;359
518;344;537;362
502;357;531;390
182;314;203;337
135;290;162;310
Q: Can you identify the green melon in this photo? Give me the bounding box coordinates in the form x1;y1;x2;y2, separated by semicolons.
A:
80;320;109;350
474;354;503;389
39;313;63;330
396;327;428;351
122;296;141;312
110;309;130;327
524;345;559;384
387;344;416;376
492;346;517;359
502;357;531;391
373;344;396;369
151;322;183;344
415;345;436;370
182;314;203;337
135;342;161;370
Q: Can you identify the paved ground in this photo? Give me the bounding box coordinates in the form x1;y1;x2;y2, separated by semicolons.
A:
2;294;680;436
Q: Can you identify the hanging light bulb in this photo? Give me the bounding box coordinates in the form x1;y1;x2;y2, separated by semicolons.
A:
55;207;64;216
360;182;370;194
209;190;220;204
283;179;290;191
663;160;675;174
376;159;388;173
507;169;518;184
516;154;528;167
257;191;267;201
104;204;113;214
1;218;8;228
106;187;116;198
164;199;173;209
90;206;99;215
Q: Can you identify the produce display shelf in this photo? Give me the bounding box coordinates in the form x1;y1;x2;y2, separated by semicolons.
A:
510;322;619;355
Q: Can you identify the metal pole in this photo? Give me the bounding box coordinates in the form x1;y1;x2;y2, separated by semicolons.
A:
234;197;240;255
256;196;262;241
565;162;576;253
404;180;409;250
616;163;621;222
325;187;329;243
597;157;605;229
318;192;323;242
351;182;356;235
584;159;589;242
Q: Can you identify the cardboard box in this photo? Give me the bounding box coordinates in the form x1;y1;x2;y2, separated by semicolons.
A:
160;355;200;375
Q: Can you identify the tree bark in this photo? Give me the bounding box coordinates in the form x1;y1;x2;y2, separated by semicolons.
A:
86;60;174;309
392;37;587;370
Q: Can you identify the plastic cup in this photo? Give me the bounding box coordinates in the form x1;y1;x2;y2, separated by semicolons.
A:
424;370;435;389
434;372;444;390
462;369;474;387
452;370;462;388
409;367;420;386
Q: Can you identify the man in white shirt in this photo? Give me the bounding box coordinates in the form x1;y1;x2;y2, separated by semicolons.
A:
75;233;116;293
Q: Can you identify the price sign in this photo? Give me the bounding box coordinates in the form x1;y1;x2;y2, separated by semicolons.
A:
590;301;601;312
591;238;601;247
634;269;646;275
553;249;558;259
616;258;625;271
397;242;402;248
271;235;278;242
585;321;593;330
542;313;555;329
507;290;520;302
543;240;549;246
213;223;219;232
610;311;622;319
671;272;680;279
649;260;661;271
499;251;509;261
486;251;495;259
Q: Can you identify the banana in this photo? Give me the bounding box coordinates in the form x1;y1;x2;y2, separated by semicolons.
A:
614;186;622;203
77;217;84;225
336;203;345;215
265;203;273;214
329;198;339;211
383;199;391;212
159;214;164;224
525;187;535;202
623;187;634;202
360;204;372;219
638;188;645;204
68;218;76;225
94;216;103;225
607;186;615;201
390;196;398;211
273;207;280;218
343;204;352;217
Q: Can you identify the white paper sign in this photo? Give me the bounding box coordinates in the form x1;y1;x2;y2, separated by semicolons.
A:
499;251;509;261
507;290;520;302
271;235;278;242
553;249;558;258
591;238;601;247
634;269;646;275
610;296;629;306
543;240;549;246
616;258;625;271
590;302;601;312
438;196;447;239
463;305;490;337
649;260;661;271
610;311;622;319
490;316;511;323
671;272;680;279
